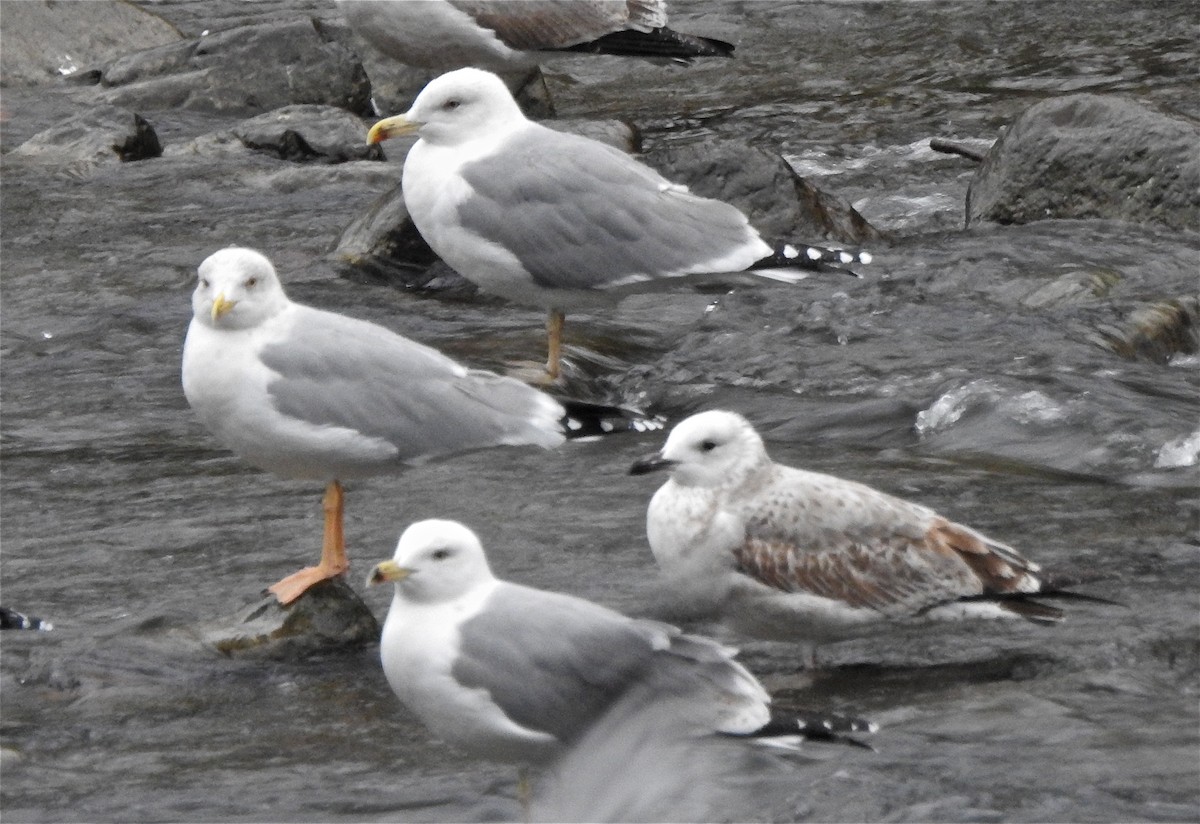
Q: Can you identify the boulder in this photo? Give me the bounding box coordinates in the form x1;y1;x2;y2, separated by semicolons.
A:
100;19;372;115
644;138;883;247
0;0;180;87
207;579;379;658
10;105;161;166
967;94;1200;231
231;104;379;162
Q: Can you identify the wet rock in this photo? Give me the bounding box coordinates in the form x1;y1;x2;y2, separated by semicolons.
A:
0;0;180;87
333;178;450;287
208;579;379;658
1018;268;1121;309
645;138;884;246
1089;296;1200;364
100;19;372;115
10;105;162;166
231;104;379;162
966;94;1200;231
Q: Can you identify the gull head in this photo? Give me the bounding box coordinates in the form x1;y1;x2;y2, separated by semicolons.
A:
368;519;496;604
192;248;289;331
367;67;524;148
630;410;769;489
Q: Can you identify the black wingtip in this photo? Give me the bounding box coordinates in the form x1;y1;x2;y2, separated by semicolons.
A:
728;707;879;751
0;606;53;631
749;243;872;278
557;399;664;439
561;27;734;60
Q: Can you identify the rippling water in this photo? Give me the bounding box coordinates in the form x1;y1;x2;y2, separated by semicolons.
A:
2;1;1197;821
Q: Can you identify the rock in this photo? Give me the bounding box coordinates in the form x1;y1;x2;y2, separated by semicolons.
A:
10;105;162;166
644;138;884;246
1089;296;1200;364
966;94;1200;231
207;579;379;658
231;104;379;162
0;0;181;87
100;19;372;115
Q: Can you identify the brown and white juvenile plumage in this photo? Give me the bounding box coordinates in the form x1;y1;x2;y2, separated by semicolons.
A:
630;410;1099;645
336;0;734;76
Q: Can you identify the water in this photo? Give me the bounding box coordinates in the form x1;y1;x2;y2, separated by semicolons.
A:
2;1;1198;821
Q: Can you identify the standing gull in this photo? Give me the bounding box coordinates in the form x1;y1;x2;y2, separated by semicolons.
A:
366;67;868;380
335;0;734;74
367;519;875;772
630;410;1111;647
181;247;648;605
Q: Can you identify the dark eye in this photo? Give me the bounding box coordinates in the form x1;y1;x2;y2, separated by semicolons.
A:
245;277;258;288
431;548;453;560
442;99;461;111
199;278;209;288
700;440;718;452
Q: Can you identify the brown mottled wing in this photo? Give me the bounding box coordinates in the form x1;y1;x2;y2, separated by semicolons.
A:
729;469;1044;616
453;0;665;50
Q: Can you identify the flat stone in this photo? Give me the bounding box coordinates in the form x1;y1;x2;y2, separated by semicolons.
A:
0;0;180;87
100;19;371;115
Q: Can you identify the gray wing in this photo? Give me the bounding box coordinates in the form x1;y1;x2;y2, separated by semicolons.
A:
455;127;768;291
258;305;564;460
452;584;669;744
452;583;768;744
452;0;665;49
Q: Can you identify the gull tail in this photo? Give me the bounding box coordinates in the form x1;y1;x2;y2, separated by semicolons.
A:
0;606;53;631
561;27;735;61
557;399;665;439
747;242;872;283
727;707;879;751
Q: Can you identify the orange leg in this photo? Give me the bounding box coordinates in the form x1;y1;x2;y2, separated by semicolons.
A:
544;309;565;381
268;480;349;605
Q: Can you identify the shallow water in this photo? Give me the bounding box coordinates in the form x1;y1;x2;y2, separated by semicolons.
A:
2;1;1198;821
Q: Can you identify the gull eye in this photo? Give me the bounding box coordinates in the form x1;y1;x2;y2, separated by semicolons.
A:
442;99;461;111
700;440;718;453
245;277;258;288
199;278;209;288
431;548;453;561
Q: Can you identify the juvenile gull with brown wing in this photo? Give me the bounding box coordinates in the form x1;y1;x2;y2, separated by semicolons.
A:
631;410;1105;646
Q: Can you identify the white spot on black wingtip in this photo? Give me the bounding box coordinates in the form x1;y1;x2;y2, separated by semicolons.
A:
600;420;615;433
837;251;854;265
859;251;873;265
783;244;800;259
805;246;824;261
566;418;583;431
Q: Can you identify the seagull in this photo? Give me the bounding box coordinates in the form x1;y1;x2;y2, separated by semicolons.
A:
366;67;868;380
335;0;734;76
367;518;876;770
630;410;1113;648
181;247;651;605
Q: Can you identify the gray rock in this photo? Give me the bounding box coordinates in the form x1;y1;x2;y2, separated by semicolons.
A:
100;19;372;115
1088;296;1200;364
207;579;379;658
231;104;379;162
644;138;884;246
967;94;1200;231
10;105;161;166
0;0;180;88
